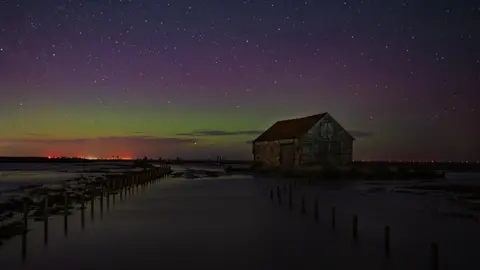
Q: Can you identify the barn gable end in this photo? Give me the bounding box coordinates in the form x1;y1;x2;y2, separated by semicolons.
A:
253;113;354;168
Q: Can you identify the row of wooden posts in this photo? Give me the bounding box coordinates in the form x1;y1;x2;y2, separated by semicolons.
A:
270;183;439;270
19;166;171;261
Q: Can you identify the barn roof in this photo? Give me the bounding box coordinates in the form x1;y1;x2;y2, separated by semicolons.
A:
253;113;327;143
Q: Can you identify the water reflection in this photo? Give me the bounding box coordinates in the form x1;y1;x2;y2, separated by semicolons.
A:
43;199;48;246
21;233;27;261
90;196;95;222
81;207;85;230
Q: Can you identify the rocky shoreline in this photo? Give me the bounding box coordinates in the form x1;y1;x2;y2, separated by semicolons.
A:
0;166;172;247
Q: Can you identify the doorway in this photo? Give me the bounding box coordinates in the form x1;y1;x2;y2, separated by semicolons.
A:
280;144;295;168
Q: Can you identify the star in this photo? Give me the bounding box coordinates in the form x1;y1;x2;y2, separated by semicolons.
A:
0;0;476;161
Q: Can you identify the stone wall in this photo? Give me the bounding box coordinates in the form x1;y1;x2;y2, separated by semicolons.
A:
254;139;300;167
253;141;281;167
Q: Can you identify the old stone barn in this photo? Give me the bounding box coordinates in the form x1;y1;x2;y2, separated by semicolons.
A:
252;113;354;168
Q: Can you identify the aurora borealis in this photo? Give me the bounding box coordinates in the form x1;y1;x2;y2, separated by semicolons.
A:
0;1;479;161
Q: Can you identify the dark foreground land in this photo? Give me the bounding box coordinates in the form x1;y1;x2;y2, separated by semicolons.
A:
0;170;479;269
0;166;171;247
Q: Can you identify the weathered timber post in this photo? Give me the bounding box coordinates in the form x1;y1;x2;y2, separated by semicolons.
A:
106;184;110;211
124;179;127;197
112;188;116;206
120;178;124;197
81;187;86;230
90;192;95;222
64;192;68;236
136;175;140;193
43;197;49;246
270;189;273;200
23;200;28;232
81;187;86;209
100;186;104;218
314;200;319;221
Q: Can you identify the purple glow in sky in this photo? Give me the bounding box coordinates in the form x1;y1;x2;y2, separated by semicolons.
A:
0;0;479;161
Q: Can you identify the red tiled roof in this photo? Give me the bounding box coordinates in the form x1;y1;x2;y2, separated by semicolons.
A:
253;113;327;142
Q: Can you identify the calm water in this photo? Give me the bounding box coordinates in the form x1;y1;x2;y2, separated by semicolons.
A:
0;164;479;269
0;175;425;270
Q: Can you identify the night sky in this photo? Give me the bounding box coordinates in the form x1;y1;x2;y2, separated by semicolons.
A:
0;0;479;161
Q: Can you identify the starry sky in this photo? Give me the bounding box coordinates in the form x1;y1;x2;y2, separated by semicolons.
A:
0;0;479;161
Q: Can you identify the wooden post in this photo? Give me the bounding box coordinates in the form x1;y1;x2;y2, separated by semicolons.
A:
120;178;124;197
100;186;104;218
431;243;439;270
137;176;140;193
21;200;28;260
133;177;137;194
43;197;49;246
64;192;68;236
385;226;390;256
270;189;273;200
81;188;85;230
353;215;358;240
106;185;110;211
23;200;28;233
90;193;95;222
301;196;306;214
331;207;336;229
314;200;319;221
81;187;86;210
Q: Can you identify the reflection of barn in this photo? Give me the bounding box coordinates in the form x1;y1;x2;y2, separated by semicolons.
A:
252;113;354;168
